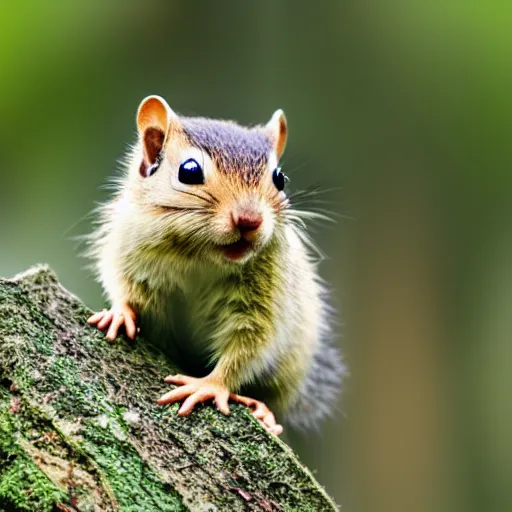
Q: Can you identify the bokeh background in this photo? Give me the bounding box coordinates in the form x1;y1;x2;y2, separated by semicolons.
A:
1;2;511;511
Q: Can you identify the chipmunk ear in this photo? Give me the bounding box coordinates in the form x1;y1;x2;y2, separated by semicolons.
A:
266;109;288;159
136;95;177;176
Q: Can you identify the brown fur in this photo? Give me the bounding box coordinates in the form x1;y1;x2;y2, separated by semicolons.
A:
86;96;344;432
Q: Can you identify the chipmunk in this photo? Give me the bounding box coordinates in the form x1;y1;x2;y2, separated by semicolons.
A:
86;95;344;435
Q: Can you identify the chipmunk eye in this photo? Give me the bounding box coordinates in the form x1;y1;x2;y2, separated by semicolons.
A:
178;158;204;185
272;167;286;191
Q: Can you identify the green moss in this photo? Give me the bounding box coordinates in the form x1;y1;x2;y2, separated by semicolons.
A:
39;356;107;417
0;456;67;512
81;421;185;512
0;391;67;512
0;267;338;511
0;286;55;359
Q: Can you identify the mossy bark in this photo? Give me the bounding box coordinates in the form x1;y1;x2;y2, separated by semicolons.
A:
0;266;337;512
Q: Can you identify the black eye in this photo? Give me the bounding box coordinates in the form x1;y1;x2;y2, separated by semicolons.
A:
178;158;204;185
272;167;286;191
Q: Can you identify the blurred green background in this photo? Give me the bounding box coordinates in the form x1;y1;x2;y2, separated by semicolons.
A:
1;2;511;510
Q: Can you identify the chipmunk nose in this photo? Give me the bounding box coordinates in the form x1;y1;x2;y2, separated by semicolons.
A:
232;210;263;235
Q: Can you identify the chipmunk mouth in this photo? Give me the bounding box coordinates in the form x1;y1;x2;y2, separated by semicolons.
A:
220;238;254;261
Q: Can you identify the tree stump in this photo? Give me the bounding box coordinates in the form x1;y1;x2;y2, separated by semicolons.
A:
0;266;337;511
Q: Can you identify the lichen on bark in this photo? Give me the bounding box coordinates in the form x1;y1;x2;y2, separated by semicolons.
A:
0;265;338;511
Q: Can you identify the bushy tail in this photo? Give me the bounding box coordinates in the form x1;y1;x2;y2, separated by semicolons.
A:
285;339;346;431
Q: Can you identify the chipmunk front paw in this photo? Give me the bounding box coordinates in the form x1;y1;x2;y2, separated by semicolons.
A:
158;374;231;416
159;374;283;436
87;303;137;341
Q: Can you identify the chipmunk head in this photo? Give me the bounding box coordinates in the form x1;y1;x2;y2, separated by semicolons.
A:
131;95;288;265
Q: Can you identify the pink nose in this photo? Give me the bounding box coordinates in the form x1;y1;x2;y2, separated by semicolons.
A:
233;212;263;234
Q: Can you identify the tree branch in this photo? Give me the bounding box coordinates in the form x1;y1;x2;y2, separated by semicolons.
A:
0;265;337;511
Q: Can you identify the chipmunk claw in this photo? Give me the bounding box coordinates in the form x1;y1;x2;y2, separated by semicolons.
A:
230;394;283;436
158;375;231;416
160;375;283;435
87;303;137;341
